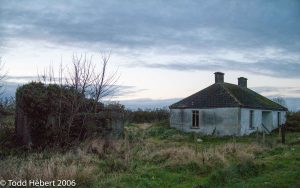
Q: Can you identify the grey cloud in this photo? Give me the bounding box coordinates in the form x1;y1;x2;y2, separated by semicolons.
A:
226;60;300;78
251;86;292;93
111;85;147;98
251;86;300;96
1;79;145;100
6;76;38;80
134;59;300;78
1;0;299;50
1;0;300;78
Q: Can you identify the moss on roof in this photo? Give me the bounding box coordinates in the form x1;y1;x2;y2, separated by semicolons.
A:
170;83;287;111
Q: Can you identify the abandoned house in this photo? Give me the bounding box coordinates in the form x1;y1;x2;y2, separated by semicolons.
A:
169;72;287;136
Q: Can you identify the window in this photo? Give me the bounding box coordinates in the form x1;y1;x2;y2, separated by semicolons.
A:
249;110;254;129
192;110;199;128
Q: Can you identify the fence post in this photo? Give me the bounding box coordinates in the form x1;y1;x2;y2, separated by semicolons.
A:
281;124;285;144
256;127;259;143
279;124;281;138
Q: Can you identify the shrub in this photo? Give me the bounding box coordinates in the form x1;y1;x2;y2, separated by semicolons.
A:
125;108;169;123
286;112;300;131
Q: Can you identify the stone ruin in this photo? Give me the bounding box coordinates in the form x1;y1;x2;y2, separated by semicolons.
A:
15;82;124;148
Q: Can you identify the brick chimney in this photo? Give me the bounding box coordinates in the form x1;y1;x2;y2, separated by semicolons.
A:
214;72;224;83
238;77;247;88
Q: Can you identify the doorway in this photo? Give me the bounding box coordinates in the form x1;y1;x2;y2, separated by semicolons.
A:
262;111;273;132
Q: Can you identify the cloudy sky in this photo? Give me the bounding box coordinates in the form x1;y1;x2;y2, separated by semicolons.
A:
0;0;300;109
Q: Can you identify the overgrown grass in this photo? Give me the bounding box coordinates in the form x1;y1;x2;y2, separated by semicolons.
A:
0;150;96;187
1;121;300;187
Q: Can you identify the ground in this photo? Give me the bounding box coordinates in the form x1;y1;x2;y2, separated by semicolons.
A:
0;118;300;188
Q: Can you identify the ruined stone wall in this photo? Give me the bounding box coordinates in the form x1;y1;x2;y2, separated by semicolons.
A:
15;82;124;147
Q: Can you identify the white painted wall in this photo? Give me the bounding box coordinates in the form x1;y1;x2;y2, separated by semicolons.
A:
171;108;287;136
170;107;240;136
240;108;287;135
240;108;262;135
272;111;287;128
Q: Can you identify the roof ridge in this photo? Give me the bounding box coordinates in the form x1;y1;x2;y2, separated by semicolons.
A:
221;83;242;106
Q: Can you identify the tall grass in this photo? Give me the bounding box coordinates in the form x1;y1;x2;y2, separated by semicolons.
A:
136;141;266;169
0;151;95;186
1;121;299;187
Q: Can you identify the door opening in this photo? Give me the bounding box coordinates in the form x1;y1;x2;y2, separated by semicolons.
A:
262;111;273;132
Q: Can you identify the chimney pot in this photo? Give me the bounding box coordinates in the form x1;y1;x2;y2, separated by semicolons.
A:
238;77;247;88
214;72;224;83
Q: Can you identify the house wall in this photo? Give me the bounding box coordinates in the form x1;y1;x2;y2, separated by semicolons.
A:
170;108;287;136
240;108;287;135
272;111;287;128
170;107;240;136
240;108;262;135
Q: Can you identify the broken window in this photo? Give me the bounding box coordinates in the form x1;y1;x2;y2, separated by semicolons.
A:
192;110;199;128
249;110;254;129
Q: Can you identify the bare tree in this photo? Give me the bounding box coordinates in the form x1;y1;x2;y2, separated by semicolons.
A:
272;97;287;107
36;53;119;140
63;54;95;139
65;54;95;95
37;53;119;103
90;53;119;112
0;57;7;97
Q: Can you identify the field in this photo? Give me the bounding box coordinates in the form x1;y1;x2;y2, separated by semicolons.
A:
1;117;300;188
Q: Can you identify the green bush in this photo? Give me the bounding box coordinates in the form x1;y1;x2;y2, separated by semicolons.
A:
125;108;169;123
286;112;300;131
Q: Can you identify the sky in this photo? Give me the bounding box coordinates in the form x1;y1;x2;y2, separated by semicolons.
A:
0;0;300;110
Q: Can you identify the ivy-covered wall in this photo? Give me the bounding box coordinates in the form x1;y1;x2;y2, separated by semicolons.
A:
15;82;123;148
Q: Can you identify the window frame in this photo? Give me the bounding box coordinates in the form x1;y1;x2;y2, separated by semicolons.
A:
192;110;199;128
249;110;254;129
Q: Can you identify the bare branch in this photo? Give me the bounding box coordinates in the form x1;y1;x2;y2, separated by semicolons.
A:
88;52;120;112
0;57;8;96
